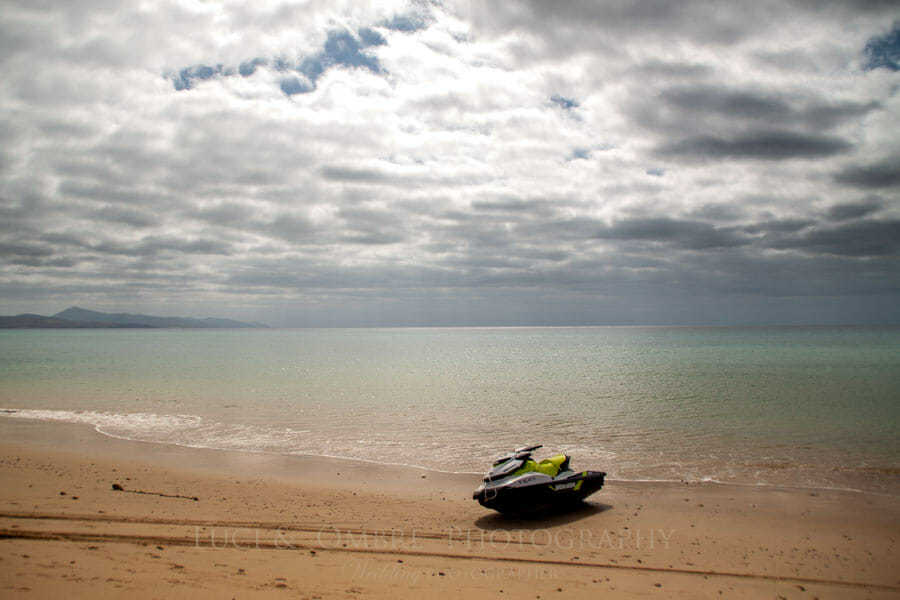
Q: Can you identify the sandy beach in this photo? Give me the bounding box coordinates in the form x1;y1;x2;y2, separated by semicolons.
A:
1;419;898;599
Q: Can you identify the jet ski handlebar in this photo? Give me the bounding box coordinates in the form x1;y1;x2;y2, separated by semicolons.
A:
515;444;543;453
492;444;543;466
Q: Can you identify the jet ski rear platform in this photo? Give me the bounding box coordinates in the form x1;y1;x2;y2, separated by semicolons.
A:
473;444;606;514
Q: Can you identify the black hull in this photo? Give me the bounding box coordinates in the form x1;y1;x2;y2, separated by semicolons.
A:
475;471;605;514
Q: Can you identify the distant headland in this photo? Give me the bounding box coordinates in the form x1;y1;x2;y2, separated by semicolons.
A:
0;307;268;329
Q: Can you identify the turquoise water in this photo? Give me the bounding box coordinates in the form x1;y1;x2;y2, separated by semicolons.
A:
1;326;899;493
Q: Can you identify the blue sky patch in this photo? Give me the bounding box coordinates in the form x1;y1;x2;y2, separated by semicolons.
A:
239;57;267;77
359;27;387;47
298;56;325;81
173;64;224;90
280;77;313;96
381;13;427;32
551;94;579;110
171;27;386;94
863;23;899;71
322;30;382;73
569;148;591;160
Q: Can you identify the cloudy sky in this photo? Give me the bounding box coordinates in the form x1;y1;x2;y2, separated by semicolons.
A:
1;0;899;326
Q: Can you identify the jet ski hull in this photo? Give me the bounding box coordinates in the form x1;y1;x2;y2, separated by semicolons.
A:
473;470;606;514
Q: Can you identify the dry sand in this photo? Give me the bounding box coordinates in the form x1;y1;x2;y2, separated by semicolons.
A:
1;419;898;599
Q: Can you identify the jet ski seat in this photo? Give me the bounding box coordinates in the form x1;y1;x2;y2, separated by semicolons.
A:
521;454;570;477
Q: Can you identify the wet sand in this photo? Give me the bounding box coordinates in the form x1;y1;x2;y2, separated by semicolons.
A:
1;419;898;599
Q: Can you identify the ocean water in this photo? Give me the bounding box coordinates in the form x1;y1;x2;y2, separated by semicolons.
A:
1;326;899;494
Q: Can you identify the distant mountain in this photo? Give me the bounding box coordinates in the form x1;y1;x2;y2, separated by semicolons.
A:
0;307;267;329
0;313;136;329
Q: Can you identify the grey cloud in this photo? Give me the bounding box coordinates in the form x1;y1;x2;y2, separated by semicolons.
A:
680;251;900;298
53;162;142;191
802;102;881;131
743;218;815;234
752;48;823;73
594;217;750;250
470;198;560;218
138;236;233;257
188;204;335;248
688;203;744;221
87;205;160;229
826;199;884;222
7;256;81;268
769;219;900;257
57;181;172;207
320;164;490;188
661;87;793;121
321;166;388;183
19;228;234;260
189;203;259;228
626;79;881;177
338;206;403;227
36;118;102;140
834;161;900;189
517;247;570;263
340;232;405;245
224;260;457;292
0;15;39;65
90;236;234;258
267;213;316;243
656;131;853;161
634;59;712;78
471;0;752;49
659;86;878;130
505;215;750;252
474;0;899;62
39;232;89;249
0;241;54;259
337;206;408;245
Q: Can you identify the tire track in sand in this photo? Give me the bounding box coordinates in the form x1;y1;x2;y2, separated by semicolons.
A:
0;512;897;593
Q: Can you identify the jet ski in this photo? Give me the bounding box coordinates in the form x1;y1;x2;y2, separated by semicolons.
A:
473;444;606;514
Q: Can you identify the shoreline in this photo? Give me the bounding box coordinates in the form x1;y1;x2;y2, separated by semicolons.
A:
2;419;899;598
1;413;896;499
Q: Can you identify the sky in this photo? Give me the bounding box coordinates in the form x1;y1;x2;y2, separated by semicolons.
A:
1;0;899;327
